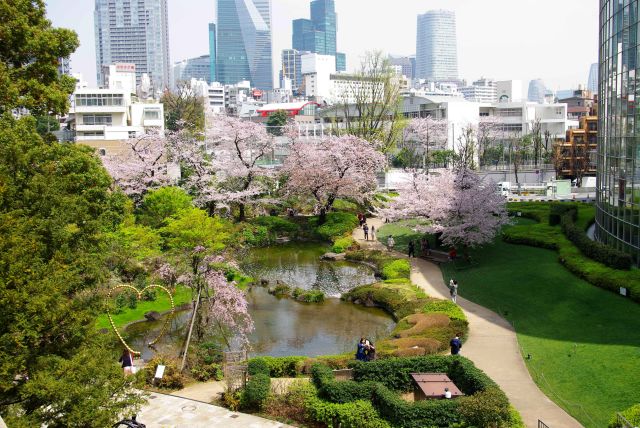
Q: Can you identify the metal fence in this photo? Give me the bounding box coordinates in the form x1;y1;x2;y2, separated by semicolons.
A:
538;420;550;428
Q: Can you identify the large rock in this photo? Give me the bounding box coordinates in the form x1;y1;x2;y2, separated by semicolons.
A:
144;311;161;321
321;252;346;261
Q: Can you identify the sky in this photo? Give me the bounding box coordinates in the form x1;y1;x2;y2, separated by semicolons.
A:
45;0;598;92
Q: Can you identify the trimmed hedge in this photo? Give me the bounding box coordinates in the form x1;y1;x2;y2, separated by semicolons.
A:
305;395;391;428
250;216;300;235
248;356;306;377
505;203;640;302
549;203;577;226
561;210;632;270
422;299;466;322
240;373;270;410
312;364;376;403
350;356;497;394
372;382;462;428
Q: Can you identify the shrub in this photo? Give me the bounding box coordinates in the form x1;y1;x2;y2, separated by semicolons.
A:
422;299;467;322
609;403;640;428
262;380;316;426
549;203;577;226
332;236;356;254
248;356;307;377
269;283;292;297
381;259;411;280
145;356;184;390
241;225;270;247
458;387;511;428
314;212;359;241
248;357;271;376
190;363;223;382
305;394;391;428
251;216;300;236
137;186;193;228
292;288;325;303
241;373;271;411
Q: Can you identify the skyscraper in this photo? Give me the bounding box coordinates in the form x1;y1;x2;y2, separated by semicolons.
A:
416;10;458;82
174;55;211;86
209;23;217;84
94;0;171;92
528;79;546;103
596;0;640;265
216;0;273;90
280;49;303;92
587;63;598;94
292;0;346;72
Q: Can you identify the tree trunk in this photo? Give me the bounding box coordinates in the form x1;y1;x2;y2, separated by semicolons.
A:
238;203;246;222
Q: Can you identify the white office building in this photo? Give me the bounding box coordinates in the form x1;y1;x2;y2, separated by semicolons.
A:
460;78;497;103
416;10;458;82
68;63;164;146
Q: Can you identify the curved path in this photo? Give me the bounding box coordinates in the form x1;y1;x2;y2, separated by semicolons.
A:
354;218;583;428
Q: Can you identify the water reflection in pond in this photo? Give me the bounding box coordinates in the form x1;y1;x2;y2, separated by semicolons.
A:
124;243;393;359
125;287;395;359
241;242;376;297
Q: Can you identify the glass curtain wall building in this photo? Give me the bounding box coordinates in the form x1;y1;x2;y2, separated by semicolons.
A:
416;10;458;82
216;0;273;90
209;23;217;83
292;0;345;72
94;0;171;92
596;0;640;265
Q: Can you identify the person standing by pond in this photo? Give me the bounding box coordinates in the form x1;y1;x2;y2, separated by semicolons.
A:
363;223;369;241
387;236;395;252
450;333;462;355
408;240;416;258
366;340;376;361
119;348;133;376
356;338;367;361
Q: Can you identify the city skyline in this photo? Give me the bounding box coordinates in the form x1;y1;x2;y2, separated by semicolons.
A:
46;0;597;90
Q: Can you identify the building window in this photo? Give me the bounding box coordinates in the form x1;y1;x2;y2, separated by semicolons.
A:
75;93;124;107
143;108;161;119
82;114;112;125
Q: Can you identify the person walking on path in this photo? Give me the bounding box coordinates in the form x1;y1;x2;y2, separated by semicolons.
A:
363;223;369;241
421;237;431;256
387;236;395;252
119;348;134;376
408;240;416;258
450;333;462;355
449;279;459;303
370;225;376;241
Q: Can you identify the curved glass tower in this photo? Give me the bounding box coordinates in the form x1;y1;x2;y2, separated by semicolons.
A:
216;0;273;90
416;10;458;82
596;0;640;265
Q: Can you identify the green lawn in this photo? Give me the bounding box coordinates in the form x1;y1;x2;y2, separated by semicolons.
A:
95;285;193;330
439;228;640;427
376;219;435;253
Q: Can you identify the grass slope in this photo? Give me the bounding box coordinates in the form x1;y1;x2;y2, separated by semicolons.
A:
96;286;193;330
439;227;640;427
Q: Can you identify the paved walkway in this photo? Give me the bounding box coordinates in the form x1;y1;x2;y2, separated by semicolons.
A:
354;218;583;428
137;391;293;427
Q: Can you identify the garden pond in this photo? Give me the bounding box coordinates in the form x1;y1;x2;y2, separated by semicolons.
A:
124;243;395;359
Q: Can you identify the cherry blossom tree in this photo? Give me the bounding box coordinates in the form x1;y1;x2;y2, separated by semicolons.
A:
205;115;275;220
101;132;172;204
175;247;254;369
283;135;386;222
402;117;448;171
380;168;510;251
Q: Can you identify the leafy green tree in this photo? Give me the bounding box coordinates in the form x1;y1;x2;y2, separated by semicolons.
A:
161;208;230;252
0;115;139;424
137;186;193;228
34;115;60;137
161;81;205;132
266;110;289;136
0;0;79;115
